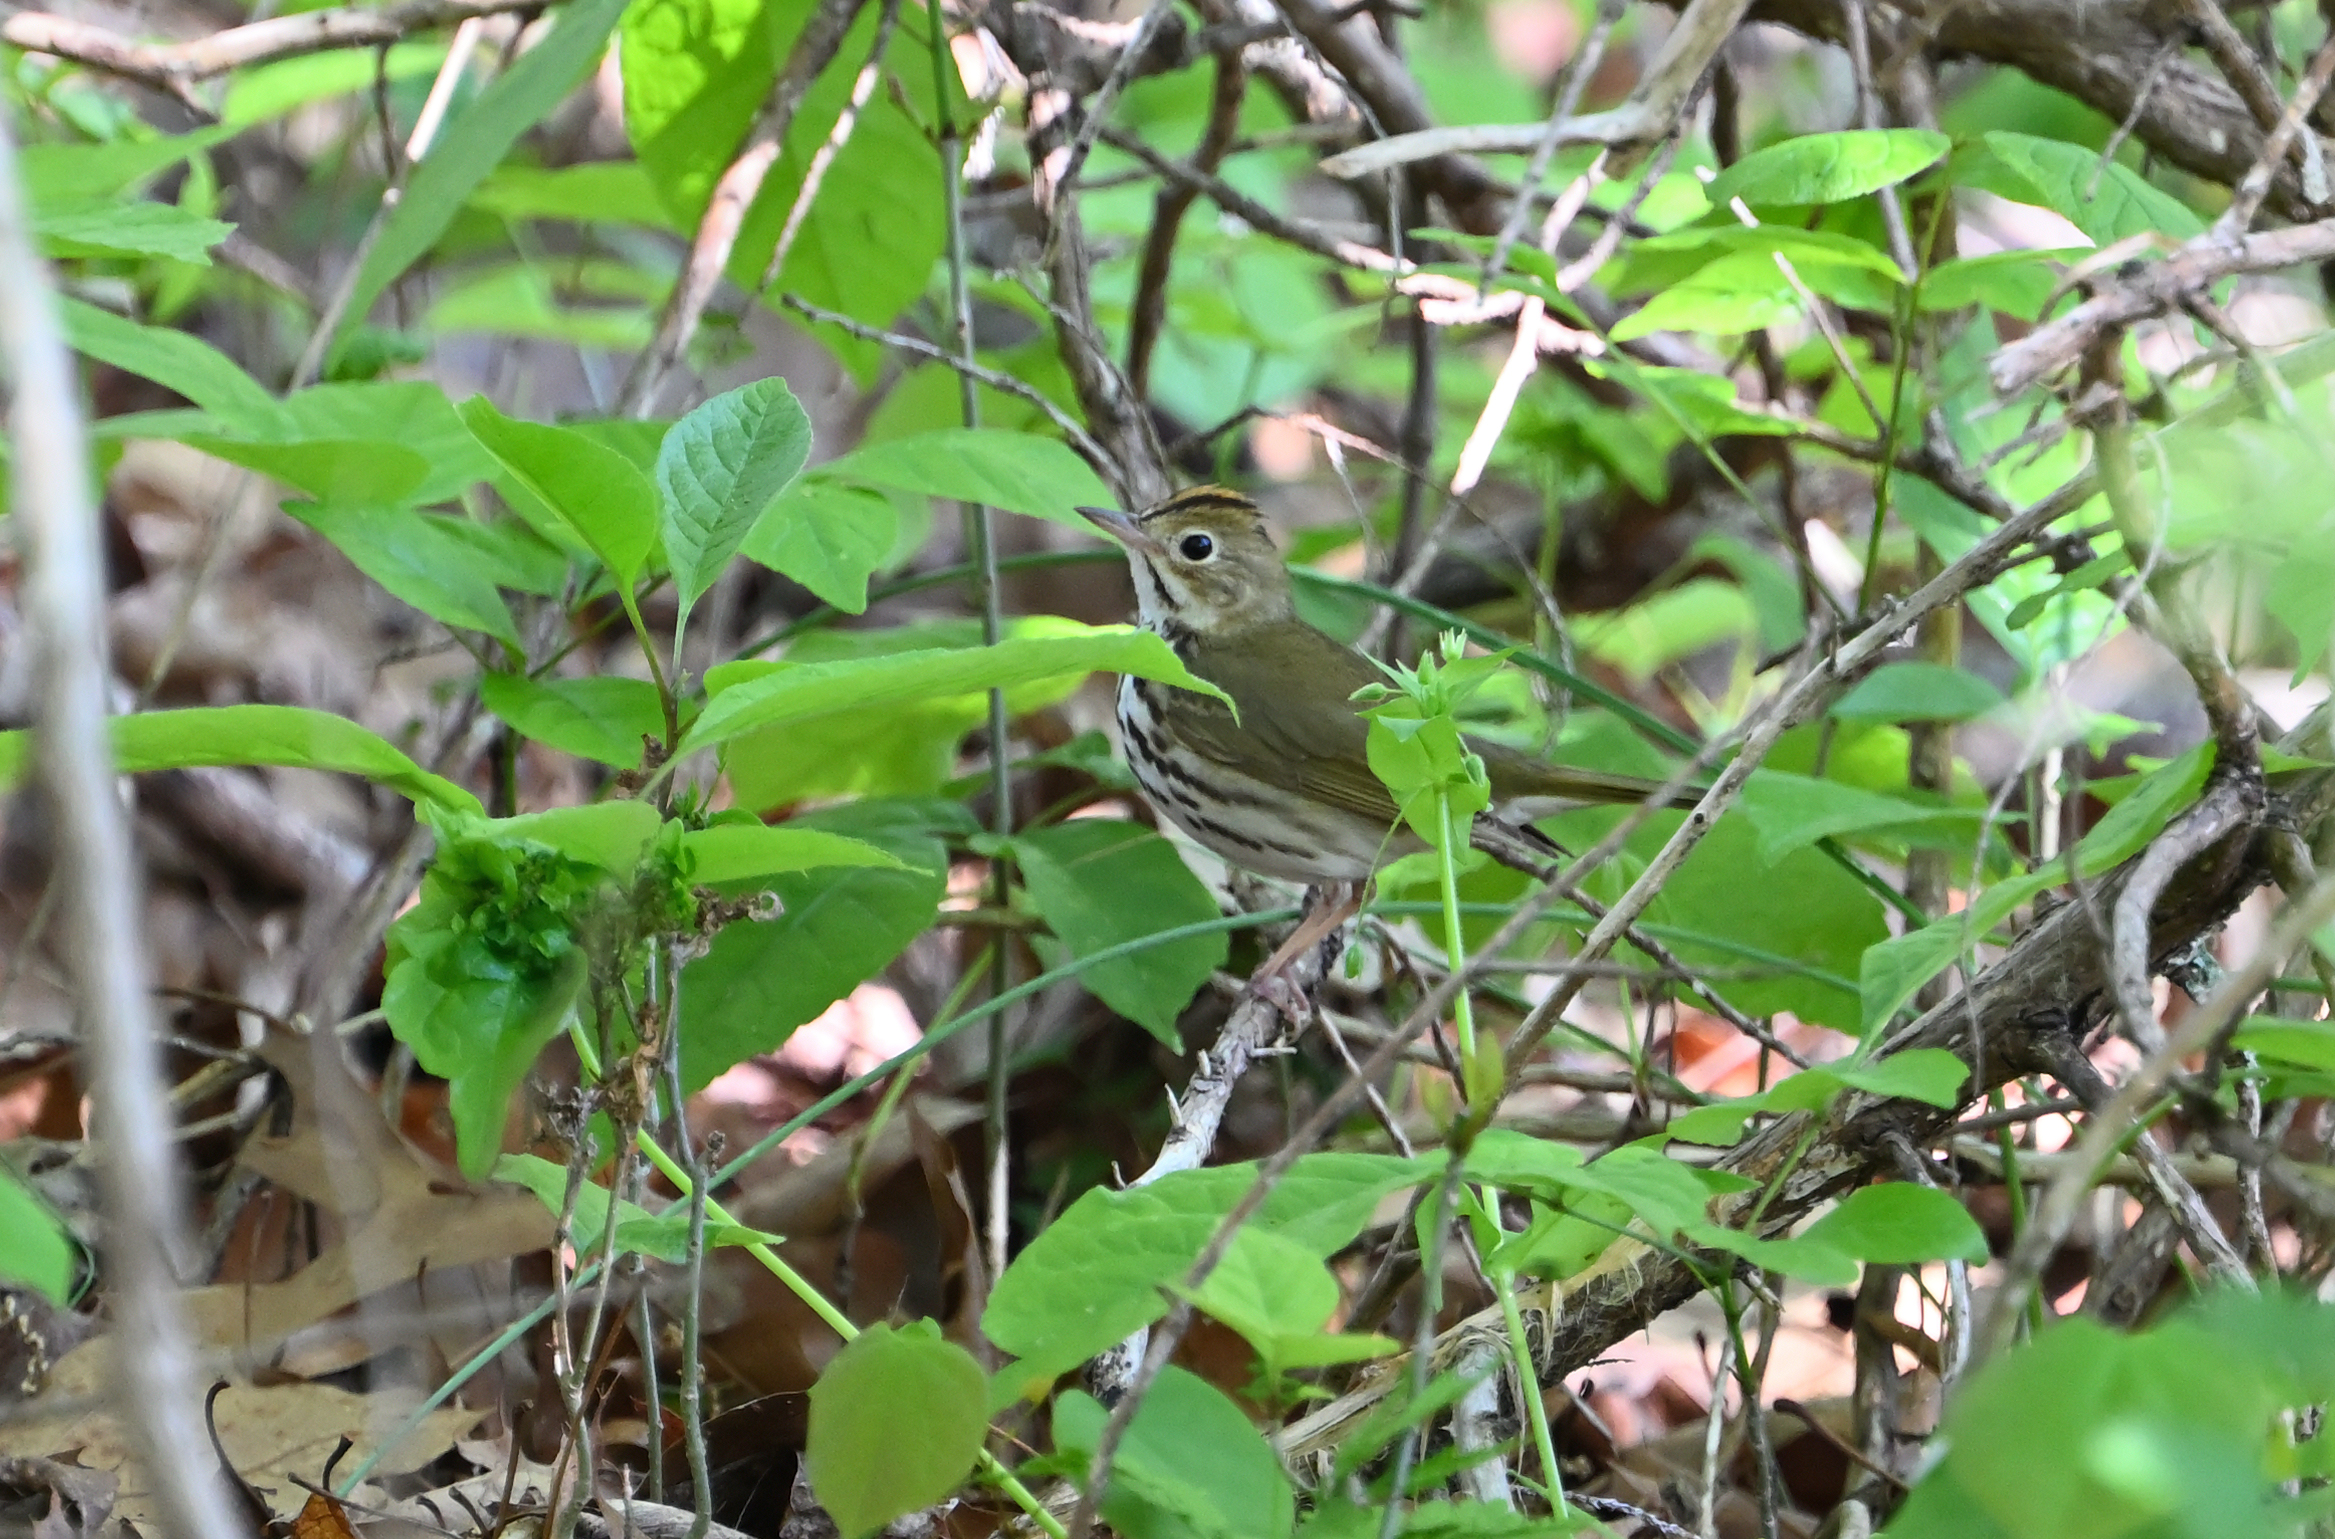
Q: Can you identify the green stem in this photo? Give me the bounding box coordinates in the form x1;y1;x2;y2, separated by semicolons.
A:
1494;1266;1565;1513
634;1129;1069;1539
1436;786;1478;1070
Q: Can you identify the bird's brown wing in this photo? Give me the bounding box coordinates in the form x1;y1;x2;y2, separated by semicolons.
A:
1163;622;1699;820
1476;738;1701;811
1158;623;1405;826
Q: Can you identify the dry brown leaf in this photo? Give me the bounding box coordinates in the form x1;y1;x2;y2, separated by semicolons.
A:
289;1488;360;1539
0;1344;482;1528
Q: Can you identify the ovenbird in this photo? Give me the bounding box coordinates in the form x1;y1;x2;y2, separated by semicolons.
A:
1080;486;1694;885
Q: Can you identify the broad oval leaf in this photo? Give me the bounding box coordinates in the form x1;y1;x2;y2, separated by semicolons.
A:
983;1153;1428;1389
676;801;951;1091
656;376;813;615
288;501;520;644
1806;1182;1988;1264
1960;131;2205;246
806;1321;988;1539
622;0;955;380
197;438;431;503
328;0;632;363
0;705;481;814
1705;128;1949;209
459;396;658;584
682;625;1230;758
0;1170;74;1303
1010;819;1225;1049
62;297;287;435
679;822;907;883
38;201;234;265
821;427;1110;526
481;673;667;767
1052;1368;1294;1539
739;478;897;613
1832;661;2009;724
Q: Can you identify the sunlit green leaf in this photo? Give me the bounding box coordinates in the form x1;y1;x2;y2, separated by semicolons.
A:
1705;128;1949;208
807;1321;988;1539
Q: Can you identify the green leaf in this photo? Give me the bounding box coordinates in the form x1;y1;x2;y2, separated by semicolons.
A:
679;823;907;882
1606;793;1881;1031
739;477;897;613
221;43;447;126
490;800;666;870
2233;1015;2335;1072
1960;132;2205;246
1858;741;2214;1035
1009;820;1226;1049
1704;128;1949;208
676;801;950;1092
276;381;505;507
37;200;233;264
0;705;482;814
328;0;632;362
384;808;672;1177
1833;662;2009;723
714;620;1095;808
822;428;1111;526
1576;579;1756;684
459;397;658;583
388;900;588;1181
1052;1368;1295;1539
62;297;287;435
0;1168;75;1302
492;1153;778;1262
623;0;955;378
1182;1227;1339;1342
481;674;667;767
1737;770;1977;865
1917;248;2080;321
195;439;431;503
1610;261;1800;342
684;625;1231;758
806;1321;989;1539
1665;1051;1968;1148
287;502;521;644
1835;1049;1971;1107
1806;1183;1988;1264
1611;223;1907;293
1693;1225;1858;1285
1887;1313;2280;1539
470;162;676;226
19;128;233;202
657;377;814;622
984;1153;1428;1391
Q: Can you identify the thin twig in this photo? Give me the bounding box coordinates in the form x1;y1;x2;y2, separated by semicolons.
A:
777;294;1116;472
618;0;872;415
0;0;538;91
750;0;903;299
0;102;243;1539
1128;48;1246;396
1978;867;2335;1362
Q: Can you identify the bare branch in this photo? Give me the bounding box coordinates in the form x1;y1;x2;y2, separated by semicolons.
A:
1990;214;2335;397
0;103;243;1539
618;0;872;417
0;0;539;91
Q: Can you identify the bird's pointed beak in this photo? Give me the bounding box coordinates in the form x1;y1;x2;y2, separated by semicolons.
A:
1078;504;1160;554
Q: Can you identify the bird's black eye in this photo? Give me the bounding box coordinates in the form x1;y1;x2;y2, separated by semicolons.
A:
1178;532;1215;561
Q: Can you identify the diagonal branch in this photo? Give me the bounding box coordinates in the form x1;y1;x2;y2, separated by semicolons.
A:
1;0;540;92
617;0;871;417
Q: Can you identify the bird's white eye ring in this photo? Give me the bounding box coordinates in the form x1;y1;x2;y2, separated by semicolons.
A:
1178;532;1214;561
